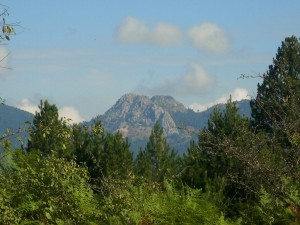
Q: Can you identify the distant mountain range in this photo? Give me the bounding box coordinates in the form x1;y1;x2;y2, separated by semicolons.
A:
89;94;251;154
0;94;251;154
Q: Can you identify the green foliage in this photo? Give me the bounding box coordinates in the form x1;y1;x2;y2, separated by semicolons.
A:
27;100;71;158
0;150;99;224
246;36;300;223
134;122;180;183
100;178;241;225
181;98;269;222
251;36;300;145
256;185;300;225
182;98;249;187
71;121;133;184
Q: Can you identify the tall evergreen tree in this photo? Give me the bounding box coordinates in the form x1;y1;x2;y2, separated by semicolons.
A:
70;121;133;184
134;122;179;183
249;36;300;198
101;131;133;180
250;36;300;147
183;98;249;188
181;140;207;189
182;98;257;219
27;100;70;158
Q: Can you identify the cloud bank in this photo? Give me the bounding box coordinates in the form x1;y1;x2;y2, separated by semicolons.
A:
117;16;183;46
117;17;230;54
137;63;214;96
189;88;250;112
188;22;229;53
176;63;214;95
17;99;85;124
17;98;39;114
59;106;85;124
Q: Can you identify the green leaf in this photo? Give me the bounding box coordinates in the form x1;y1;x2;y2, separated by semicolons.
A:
45;212;52;220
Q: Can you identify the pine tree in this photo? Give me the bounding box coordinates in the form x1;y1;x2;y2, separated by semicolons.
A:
27;100;70;158
249;36;300;220
181;140;207;189
199;98;249;181
134;122;179;183
70;121;133;184
182;99;256;218
250;36;300;147
102;131;133;180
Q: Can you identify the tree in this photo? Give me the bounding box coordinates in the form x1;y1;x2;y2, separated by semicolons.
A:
134;122;179;183
101;131;133;180
181;140;208;189
183;98;249;187
181;98;263;221
27;100;71;158
250;36;300;147
70;121;133;185
0;150;99;224
248;36;300;222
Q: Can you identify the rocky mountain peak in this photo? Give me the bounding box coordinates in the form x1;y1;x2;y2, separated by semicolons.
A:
101;93;181;143
118;93;150;104
151;95;187;113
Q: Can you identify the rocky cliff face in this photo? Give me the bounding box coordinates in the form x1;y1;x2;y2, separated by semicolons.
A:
150;95;187;113
102;93;178;130
98;94;191;153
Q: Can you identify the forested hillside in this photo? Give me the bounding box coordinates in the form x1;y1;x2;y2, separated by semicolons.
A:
1;29;300;223
0;104;33;148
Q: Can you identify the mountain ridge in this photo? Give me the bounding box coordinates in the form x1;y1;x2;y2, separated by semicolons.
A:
0;94;251;154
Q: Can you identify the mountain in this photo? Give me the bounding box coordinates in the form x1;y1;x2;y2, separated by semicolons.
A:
0;104;34;148
0;95;251;154
91;94;251;155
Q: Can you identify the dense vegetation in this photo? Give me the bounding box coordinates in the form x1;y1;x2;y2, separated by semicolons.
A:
1;28;300;224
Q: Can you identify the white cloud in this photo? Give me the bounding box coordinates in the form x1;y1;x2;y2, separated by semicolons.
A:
117;16;183;46
188;103;209;112
188;22;229;54
189;88;250;112
179;63;214;94
17;98;85;124
17;98;39;114
59;106;85;124
216;88;250;104
137;63;214;96
117;18;230;53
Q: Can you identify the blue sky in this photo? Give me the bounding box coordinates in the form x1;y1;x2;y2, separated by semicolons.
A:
0;1;300;123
